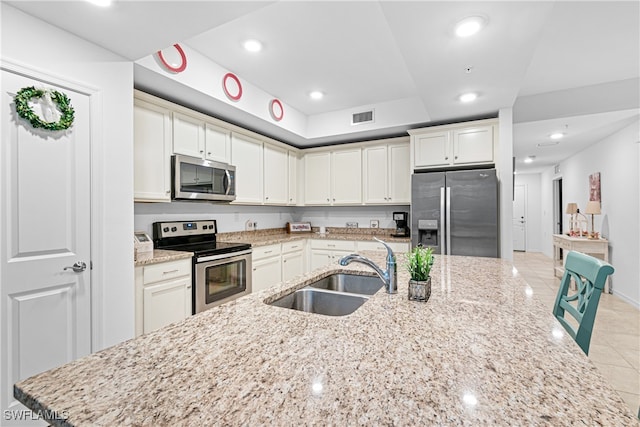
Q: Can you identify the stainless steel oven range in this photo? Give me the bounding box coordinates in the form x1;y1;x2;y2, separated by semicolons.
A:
153;220;252;314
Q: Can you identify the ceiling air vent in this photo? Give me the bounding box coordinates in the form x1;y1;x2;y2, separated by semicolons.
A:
351;109;374;125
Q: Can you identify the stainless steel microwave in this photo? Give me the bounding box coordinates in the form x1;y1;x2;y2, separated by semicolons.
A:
171;154;236;202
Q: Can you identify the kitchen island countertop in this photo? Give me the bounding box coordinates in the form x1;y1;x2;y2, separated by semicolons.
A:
15;254;638;426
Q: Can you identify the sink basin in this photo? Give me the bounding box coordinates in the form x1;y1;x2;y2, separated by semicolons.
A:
269;288;369;316
306;273;383;296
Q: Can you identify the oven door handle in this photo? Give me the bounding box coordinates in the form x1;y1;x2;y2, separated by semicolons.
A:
196;249;252;263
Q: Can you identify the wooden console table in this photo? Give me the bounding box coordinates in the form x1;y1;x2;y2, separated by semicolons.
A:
552;234;611;293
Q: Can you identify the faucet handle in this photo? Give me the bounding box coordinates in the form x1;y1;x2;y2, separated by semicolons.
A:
373;237;395;263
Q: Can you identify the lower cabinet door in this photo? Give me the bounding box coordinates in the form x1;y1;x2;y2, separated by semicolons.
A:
252;256;282;292
143;277;191;334
310;250;333;270
282;251;304;282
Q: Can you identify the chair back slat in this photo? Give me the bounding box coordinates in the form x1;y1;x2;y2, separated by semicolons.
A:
552;250;614;355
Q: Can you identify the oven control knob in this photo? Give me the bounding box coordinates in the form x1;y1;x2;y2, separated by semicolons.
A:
208;225;214;229
171;227;177;232
163;227;169;233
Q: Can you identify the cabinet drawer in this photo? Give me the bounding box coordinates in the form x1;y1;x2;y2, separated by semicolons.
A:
282;240;305;254
143;259;191;285
252;244;281;260
357;241;410;253
310;239;356;251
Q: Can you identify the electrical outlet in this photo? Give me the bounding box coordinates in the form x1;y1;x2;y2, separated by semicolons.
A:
245;220;255;231
346;222;358;229
253;221;258;229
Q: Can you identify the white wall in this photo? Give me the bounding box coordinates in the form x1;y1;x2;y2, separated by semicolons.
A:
514;173;543;252
1;4;135;349
540;119;640;307
134;203;297;235
134;203;409;235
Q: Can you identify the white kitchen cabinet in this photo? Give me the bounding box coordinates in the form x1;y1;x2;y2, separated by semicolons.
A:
363;142;410;204
282;240;305;281
135;258;192;337
410;119;497;170
282;251;305;282
304;151;331;204
263;144;288;205
173;112;205;158
143;278;191;334
134;97;173;202
304;148;362;205
356;241;410;254
231;133;264;204
173;112;232;163
252;244;282;292
452;126;494;165
309;240;356;270
332;148;362;204
288;151;298;205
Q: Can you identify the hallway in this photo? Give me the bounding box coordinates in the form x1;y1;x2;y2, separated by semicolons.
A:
512;251;640;414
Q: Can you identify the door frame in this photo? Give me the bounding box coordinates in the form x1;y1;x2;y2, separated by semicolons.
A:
552;176;563;236
1;58;105;352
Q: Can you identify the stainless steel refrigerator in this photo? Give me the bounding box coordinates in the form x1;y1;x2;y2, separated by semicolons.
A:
411;168;499;257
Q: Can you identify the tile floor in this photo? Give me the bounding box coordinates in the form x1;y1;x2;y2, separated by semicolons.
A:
512;251;640;416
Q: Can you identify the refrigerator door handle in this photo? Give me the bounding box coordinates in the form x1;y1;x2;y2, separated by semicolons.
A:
446;187;451;256
440;187;446;255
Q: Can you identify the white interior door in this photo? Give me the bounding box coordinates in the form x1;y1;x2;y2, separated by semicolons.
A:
513;184;526;251
1;68;92;424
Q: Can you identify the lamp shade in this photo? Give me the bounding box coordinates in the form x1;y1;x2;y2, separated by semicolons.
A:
565;203;578;214
585;201;601;215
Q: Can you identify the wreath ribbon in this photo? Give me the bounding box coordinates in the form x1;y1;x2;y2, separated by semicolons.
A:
14;86;75;131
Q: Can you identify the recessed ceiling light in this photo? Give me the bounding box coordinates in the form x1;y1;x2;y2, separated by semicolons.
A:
550;132;564;140
524;156;536;164
459;92;477;103
455;16;486;38
86;0;112;6
243;39;262;53
309;91;324;100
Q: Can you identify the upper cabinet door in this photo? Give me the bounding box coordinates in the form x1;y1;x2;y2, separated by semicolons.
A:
172;112;205;158
134;99;172;202
231;133;263;204
388;143;410;203
363;145;389;204
413;131;450;168
332;148;362;205
304;152;331;205
453;125;494;165
288;151;298;205
263;144;288;205
204;123;231;164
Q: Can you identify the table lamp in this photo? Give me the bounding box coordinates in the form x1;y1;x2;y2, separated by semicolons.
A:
565;203;578;235
584;201;601;239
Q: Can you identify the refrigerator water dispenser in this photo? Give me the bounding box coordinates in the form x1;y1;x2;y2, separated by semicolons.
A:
418;219;438;247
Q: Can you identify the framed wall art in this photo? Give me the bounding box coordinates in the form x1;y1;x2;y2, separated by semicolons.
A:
589;172;601;202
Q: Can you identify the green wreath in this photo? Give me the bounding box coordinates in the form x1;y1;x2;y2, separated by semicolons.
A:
14;86;75;131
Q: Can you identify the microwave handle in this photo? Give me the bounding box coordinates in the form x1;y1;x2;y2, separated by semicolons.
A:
224;170;232;195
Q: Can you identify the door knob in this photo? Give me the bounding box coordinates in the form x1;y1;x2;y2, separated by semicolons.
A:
64;261;86;273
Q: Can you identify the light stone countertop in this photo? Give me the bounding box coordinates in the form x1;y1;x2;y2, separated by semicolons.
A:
217;228;411;247
15;254;638;426
134;249;193;267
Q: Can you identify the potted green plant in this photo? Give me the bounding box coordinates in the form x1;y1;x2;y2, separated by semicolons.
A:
405;245;434;301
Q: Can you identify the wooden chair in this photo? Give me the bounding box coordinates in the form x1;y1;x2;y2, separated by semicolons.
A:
552;251;614;355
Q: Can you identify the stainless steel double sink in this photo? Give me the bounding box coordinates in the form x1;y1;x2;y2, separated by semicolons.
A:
268;273;383;316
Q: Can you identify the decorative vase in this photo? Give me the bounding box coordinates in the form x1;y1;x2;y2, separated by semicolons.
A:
408;277;431;302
